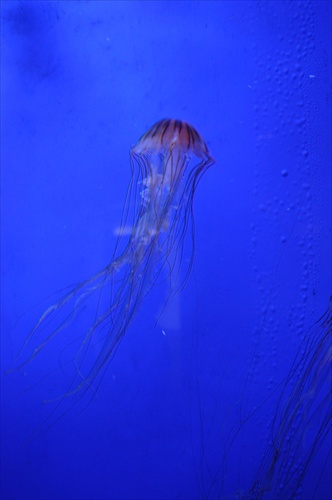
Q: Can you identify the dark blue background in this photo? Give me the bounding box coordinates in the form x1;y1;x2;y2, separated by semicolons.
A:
1;1;331;499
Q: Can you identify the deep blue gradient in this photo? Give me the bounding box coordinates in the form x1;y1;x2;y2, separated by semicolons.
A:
1;1;331;499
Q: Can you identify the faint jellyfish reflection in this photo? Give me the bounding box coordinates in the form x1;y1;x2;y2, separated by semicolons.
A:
248;297;332;499
247;296;331;499
200;298;331;500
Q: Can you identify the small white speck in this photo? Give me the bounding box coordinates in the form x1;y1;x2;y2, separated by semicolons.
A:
309;74;315;78
162;330;166;336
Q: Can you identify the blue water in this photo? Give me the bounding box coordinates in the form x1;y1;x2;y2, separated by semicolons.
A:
1;1;331;499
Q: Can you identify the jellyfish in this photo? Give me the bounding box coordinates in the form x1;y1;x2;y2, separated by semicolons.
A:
195;297;331;500
14;119;215;399
246;296;332;499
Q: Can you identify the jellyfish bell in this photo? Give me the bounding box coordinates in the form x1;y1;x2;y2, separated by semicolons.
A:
130;118;213;214
131;118;211;158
